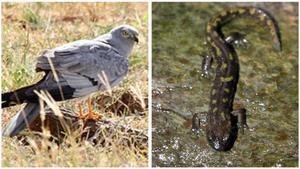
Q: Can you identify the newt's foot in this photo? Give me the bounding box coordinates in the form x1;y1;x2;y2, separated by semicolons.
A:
201;55;213;78
225;32;250;49
191;112;206;133
192;113;201;131
78;98;102;122
232;108;249;134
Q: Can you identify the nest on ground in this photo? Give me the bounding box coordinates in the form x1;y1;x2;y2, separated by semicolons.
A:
13;90;148;156
16;108;147;156
95;89;148;116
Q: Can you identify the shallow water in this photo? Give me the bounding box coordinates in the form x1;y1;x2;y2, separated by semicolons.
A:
152;2;298;167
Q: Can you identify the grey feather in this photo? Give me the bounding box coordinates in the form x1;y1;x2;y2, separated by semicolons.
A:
36;26;134;96
74;86;99;97
61;73;96;90
3;103;40;137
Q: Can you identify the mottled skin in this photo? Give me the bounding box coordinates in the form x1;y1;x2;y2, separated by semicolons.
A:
192;7;282;151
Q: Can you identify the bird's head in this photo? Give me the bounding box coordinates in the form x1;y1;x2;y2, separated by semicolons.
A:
108;25;139;57
111;25;139;43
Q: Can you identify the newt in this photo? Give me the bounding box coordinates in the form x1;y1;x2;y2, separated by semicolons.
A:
192;7;282;151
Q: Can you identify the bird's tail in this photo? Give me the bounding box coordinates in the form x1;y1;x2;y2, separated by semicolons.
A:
2;103;40;137
2;84;38;108
2;91;19;108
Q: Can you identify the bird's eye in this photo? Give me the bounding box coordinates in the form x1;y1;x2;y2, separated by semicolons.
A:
121;30;129;38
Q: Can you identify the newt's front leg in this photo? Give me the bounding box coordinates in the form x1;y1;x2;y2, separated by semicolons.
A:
191;112;203;131
232;108;249;134
225;32;249;49
201;55;213;78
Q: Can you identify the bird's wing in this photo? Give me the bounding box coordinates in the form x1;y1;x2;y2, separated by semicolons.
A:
36;40;129;97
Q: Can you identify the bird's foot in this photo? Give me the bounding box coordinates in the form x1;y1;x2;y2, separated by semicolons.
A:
77;98;102;122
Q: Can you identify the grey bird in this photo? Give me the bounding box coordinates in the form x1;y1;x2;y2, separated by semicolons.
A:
2;25;139;136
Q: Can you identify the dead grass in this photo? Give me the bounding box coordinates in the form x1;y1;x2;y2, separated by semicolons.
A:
1;2;148;167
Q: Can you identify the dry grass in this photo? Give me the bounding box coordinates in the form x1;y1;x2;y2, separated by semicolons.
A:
1;2;148;167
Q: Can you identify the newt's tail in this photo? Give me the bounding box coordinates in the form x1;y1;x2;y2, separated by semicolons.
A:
206;6;282;51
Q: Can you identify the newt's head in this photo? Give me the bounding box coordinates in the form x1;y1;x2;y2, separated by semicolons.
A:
206;114;238;151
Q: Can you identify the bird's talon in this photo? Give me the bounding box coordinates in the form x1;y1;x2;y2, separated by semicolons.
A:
77;98;102;121
87;111;102;121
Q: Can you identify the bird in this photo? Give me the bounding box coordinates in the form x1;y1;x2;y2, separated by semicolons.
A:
2;24;139;137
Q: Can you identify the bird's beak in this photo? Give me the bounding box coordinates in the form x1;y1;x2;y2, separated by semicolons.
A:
133;35;139;43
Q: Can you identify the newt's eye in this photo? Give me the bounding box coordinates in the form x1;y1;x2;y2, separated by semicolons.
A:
121;30;129;38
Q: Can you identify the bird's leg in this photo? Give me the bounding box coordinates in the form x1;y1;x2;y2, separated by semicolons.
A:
86;98;102;121
77;99;101;121
78;102;86;120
